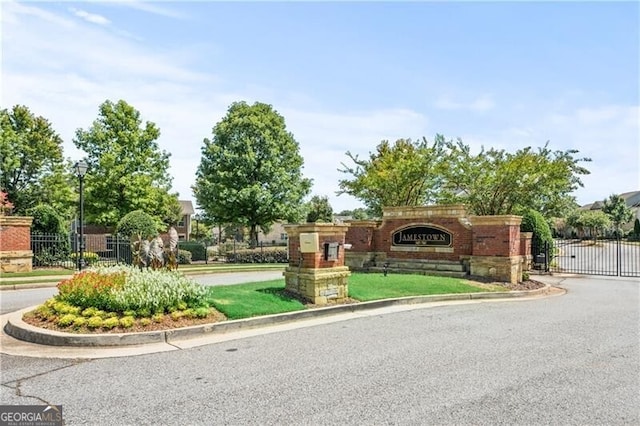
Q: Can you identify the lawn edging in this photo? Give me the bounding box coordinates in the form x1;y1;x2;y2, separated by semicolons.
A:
4;284;555;347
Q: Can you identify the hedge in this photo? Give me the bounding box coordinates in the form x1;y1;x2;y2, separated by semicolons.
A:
225;249;288;264
178;242;207;261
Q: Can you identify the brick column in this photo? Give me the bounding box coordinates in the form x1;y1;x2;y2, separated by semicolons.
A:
469;215;523;284
0;216;34;273
520;232;533;271
284;223;351;304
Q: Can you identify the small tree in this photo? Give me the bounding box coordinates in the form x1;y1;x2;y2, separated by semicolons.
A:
116;210;159;240
602;194;633;237
633;218;640;239
567;210;611;241
306;195;334;223
28;204;68;234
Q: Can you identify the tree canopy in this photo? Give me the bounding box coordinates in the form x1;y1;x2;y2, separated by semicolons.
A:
566;209;611;239
0;105;74;217
440;140;590;217
305;195;334;223
73;100;181;228
338;135;590;218
193;101;312;247
338;137;444;217
601;194;633;236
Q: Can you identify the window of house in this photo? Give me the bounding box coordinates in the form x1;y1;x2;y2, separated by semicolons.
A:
177;216;185;227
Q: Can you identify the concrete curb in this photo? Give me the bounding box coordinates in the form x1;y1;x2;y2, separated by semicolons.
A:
3;284;556;347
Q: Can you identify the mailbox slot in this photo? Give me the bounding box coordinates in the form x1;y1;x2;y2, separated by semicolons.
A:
324;242;340;261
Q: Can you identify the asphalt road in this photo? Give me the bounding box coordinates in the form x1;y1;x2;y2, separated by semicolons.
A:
1;275;638;425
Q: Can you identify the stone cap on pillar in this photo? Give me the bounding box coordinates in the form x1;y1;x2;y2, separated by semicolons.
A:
382;204;467;219
468;215;522;226
284;223;350;237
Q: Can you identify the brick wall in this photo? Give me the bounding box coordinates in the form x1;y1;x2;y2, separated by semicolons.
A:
0;217;32;251
469;216;522;257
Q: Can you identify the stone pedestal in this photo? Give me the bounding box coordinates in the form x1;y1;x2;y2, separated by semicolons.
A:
284;223;351;304
0;216;34;273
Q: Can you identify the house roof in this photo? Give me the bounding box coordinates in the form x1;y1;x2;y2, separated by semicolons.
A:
179;200;195;216
581;190;640;210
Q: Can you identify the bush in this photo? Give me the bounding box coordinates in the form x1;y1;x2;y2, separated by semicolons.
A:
57;314;77;327
69;251;100;266
57;271;127;311
116;210;159;240
119;316;135;328
226;248;288;264
28;204;68;234
521;209;554;254
178;242;206;261
177;249;192;265
102;317;120;329
87;316;103;329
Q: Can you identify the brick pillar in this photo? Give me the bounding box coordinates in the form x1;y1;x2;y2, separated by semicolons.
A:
520;232;533;271
284;223;351;304
0;216;34;273
469;215;523;284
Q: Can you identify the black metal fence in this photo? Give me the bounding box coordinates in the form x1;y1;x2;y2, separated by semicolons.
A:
31;233;132;270
532;237;640;277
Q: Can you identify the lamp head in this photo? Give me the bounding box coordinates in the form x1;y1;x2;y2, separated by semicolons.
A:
74;161;88;177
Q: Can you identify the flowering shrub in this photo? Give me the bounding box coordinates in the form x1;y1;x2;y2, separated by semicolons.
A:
57;271;126;311
56;266;208;314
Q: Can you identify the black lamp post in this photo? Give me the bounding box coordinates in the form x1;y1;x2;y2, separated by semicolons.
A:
74;161;88;270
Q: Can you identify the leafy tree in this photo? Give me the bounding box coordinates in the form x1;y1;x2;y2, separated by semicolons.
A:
338;137;444;217
601;194;633;237
116;210;159;240
0;105;74;216
73;100;180;228
28;204;68;234
193;101;312;247
305;195;334;223
440;140;590;216
337;208;371;220
566;209;611;240
634;218;640;238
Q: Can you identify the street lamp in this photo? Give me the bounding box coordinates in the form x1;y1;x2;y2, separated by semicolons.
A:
74;161;88;270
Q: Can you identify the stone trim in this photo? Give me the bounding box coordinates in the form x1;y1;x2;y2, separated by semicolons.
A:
284;223;350;237
469;215;522;226
382;205;467;219
0;216;34;227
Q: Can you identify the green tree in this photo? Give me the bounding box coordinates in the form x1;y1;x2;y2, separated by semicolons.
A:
566;209;611;240
601;194;633;237
440;140;590;216
73;100;180;228
338;136;444;217
0;105;74;216
193;101;312;247
28;204;68;234
116;210;159;240
305;195;334;223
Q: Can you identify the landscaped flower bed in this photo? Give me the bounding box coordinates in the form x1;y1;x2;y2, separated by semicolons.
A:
23;266;225;333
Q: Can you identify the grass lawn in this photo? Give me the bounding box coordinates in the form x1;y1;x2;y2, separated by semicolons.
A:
206;279;305;320
205;273;496;320
348;273;489;301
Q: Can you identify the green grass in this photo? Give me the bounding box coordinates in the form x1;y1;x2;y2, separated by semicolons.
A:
348;273;489;301
1;269;73;278
206;279;305;320
205;273;497;320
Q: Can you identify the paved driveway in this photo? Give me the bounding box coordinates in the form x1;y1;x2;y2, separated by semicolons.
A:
1;275;638;425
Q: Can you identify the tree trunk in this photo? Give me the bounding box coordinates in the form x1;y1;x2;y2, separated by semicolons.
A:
249;224;258;249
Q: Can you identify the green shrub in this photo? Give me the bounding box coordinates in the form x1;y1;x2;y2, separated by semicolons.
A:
182;309;195;319
123;310;137;317
521;209;554;253
57;314;77;327
102;317;120;329
87;316;103;329
119;316;136;328
53;302;80;315
82;307;99;318
73;317;87;328
171;311;184;321
69;252;100;266
116;210;159;240
152;313;164;323
28;204;68;234
226;248;288;264
178;242;206;261
177;249;192;265
194;307;210;318
139;318;152;326
137;307;151;318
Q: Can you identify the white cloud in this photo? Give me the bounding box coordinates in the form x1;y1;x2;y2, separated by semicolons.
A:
434;94;495;112
69;7;110;26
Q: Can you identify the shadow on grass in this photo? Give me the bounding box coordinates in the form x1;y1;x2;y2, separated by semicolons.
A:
256;287;299;303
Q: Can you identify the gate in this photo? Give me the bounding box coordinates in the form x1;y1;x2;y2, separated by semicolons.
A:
531;237;640;277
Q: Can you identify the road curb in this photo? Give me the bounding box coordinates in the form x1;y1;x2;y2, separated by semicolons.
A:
3;284;556;347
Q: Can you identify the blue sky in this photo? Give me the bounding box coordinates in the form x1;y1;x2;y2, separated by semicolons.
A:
2;1;638;213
